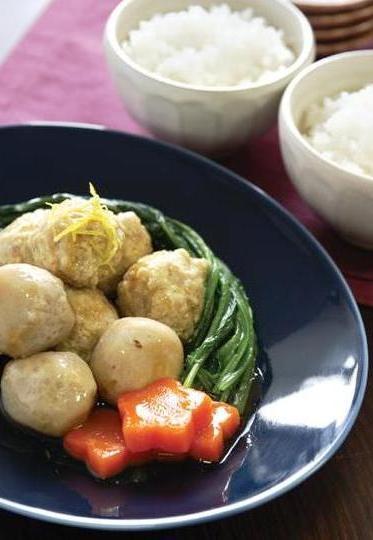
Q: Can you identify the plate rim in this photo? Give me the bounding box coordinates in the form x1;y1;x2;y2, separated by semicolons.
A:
0;122;368;530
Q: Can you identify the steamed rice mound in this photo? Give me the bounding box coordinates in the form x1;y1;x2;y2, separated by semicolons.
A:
304;84;373;178
122;4;295;87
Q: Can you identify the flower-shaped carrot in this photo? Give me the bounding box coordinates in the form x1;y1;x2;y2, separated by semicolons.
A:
63;408;150;479
118;378;213;454
64;380;241;479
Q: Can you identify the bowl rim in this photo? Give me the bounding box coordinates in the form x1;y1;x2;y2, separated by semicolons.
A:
104;0;315;94
0;122;368;530
279;49;373;184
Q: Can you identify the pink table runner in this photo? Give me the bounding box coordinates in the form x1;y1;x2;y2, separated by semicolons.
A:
0;0;372;305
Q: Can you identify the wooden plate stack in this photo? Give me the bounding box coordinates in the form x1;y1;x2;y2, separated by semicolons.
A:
293;0;373;56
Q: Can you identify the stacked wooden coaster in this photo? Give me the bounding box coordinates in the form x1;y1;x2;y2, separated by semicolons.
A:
293;0;373;56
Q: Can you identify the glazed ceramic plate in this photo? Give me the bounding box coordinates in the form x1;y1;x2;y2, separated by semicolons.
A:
0;124;368;530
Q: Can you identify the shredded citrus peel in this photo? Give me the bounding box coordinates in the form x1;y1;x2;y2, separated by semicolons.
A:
47;183;120;267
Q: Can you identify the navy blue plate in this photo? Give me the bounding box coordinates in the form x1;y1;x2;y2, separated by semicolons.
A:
0;124;367;530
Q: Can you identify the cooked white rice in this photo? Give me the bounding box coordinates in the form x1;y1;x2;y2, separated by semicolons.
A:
304;84;373;178
122;5;295;87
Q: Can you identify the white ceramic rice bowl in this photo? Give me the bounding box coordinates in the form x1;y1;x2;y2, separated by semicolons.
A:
279;51;373;250
104;0;315;155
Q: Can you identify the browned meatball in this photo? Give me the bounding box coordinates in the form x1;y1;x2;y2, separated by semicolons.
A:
0;200;152;291
1;351;97;436
117;249;209;341
98;211;152;293
0;263;74;358
56;288;118;362
90;317;184;405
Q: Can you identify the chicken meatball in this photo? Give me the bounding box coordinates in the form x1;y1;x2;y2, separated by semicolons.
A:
0;197;152;291
0;208;48;264
98;211;152;293
0;263;75;358
90;317;183;405
1;351;97;436
56;288;118;362
117;249;210;341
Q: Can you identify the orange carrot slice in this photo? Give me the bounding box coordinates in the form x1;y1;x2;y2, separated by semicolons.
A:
190;402;241;463
64;408;136;479
213;402;241;440
118;378;213;454
64;382;240;477
190;422;224;462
